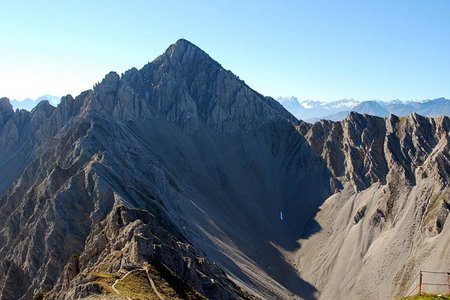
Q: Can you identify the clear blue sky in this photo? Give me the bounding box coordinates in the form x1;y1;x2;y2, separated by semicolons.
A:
1;0;449;101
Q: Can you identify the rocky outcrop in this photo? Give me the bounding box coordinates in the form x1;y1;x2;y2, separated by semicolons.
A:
0;98;14;131
89;39;296;133
0;98;58;197
50;198;245;299
305;113;450;192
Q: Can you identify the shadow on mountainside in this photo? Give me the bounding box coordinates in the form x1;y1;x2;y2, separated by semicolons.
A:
128;119;331;299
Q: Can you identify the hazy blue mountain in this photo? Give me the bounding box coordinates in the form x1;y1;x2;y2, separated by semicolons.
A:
276;96;308;118
383;97;450;117
350;101;389;116
278;97;450;122
10;95;60;111
277;97;358;120
319;101;390;121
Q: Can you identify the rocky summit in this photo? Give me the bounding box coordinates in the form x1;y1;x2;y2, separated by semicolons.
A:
0;39;449;300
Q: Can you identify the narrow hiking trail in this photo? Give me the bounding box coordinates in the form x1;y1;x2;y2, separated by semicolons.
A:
111;270;133;300
111;268;165;300
144;265;165;300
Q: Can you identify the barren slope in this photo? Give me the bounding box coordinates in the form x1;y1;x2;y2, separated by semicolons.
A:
294;114;450;299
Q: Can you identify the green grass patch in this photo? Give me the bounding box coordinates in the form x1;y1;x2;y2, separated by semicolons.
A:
113;269;158;300
88;271;117;294
33;291;45;300
83;262;208;300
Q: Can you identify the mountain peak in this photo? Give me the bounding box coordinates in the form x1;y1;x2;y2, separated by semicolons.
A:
174;38;197;48
0;97;14;129
160;39;213;67
89;39;294;133
171;38;201;52
0;97;12;111
32;99;55;113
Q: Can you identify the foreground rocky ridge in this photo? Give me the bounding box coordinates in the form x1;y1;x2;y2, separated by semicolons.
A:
0;39;449;299
305;112;450;191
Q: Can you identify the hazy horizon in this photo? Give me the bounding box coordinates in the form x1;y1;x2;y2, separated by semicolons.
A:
9;93;450;104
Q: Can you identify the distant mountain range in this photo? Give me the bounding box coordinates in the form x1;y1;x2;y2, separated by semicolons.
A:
11;95;60;111
277;96;450;122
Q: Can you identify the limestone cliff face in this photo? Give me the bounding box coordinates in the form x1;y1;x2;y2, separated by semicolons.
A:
88;39;295;133
0;98;14;130
306;112;450;192
0;99;57;196
0;40;449;300
298;113;450;299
